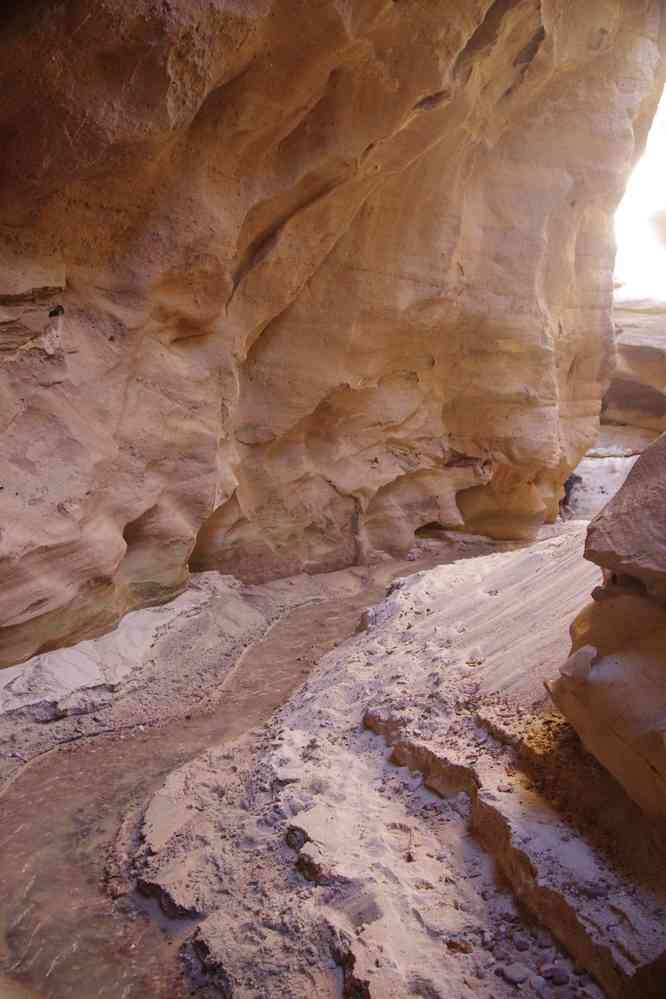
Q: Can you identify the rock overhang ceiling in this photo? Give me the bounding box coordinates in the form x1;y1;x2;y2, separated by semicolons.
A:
1;0;665;666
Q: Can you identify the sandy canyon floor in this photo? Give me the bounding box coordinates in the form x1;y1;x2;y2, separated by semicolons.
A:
0;435;665;999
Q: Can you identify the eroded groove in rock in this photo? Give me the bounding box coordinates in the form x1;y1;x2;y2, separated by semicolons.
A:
452;0;525;81
514;25;546;68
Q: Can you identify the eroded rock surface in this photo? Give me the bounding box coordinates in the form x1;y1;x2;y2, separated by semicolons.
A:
1;1;665;666
124;525;666;998
604;299;666;431
551;433;666;823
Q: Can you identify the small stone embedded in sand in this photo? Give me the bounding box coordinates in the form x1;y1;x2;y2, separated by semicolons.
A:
500;962;530;985
541;963;570;985
579;881;607;900
285;827;308;852
445;934;474;954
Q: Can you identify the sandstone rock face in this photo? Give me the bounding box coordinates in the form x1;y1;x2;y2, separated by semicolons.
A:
604;299;666;431
585;431;666;598
1;1;665;666
552;604;666;821
551;433;666;820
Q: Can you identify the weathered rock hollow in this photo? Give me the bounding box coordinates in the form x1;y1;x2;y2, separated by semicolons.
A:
1;0;665;666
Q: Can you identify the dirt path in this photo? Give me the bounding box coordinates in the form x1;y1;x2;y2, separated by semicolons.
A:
0;546;488;999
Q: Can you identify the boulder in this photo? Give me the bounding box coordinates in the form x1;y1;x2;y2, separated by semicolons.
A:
550;434;666;820
585;432;666;600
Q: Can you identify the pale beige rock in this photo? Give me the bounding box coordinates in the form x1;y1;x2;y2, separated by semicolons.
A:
134;525;662;998
551;614;666;820
604;299;666;431
1;1;665;666
550;433;666;821
587;423;658;458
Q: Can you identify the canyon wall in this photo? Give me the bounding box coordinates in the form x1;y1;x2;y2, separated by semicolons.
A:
551;431;666;820
1;0;665;667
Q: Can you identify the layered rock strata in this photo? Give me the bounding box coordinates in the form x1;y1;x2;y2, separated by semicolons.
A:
604;299;666;431
1;1;665;666
550;432;666;820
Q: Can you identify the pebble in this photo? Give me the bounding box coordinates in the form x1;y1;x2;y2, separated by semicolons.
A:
285;827;307;851
541;963;570;986
499;962;530;985
512;934;530;952
445;935;473;954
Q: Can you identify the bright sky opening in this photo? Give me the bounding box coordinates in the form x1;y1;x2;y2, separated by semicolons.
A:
615;86;666;302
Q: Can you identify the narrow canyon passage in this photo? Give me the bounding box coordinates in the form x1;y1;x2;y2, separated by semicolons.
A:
0;547;486;999
2;3;666;998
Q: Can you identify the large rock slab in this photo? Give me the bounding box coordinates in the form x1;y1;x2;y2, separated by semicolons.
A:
551;433;666;821
550;614;666;821
587;424;658;458
1;2;665;666
585;431;666;599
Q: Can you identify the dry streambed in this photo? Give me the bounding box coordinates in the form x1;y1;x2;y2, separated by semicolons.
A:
0;536;510;998
1;526;665;998
124;524;666;998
